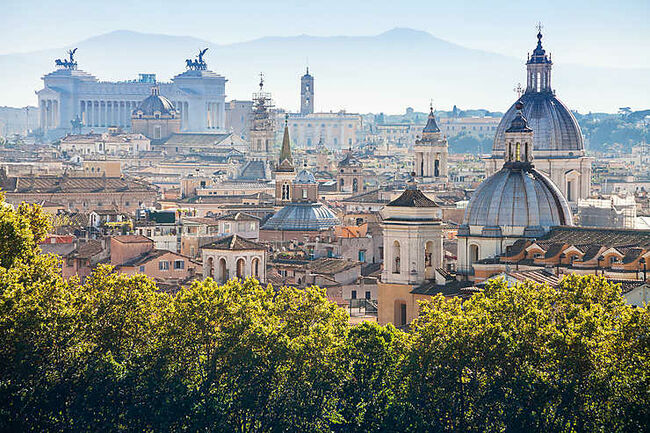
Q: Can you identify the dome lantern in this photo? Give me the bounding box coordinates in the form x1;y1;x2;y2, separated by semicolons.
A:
526;24;553;93
504;101;534;165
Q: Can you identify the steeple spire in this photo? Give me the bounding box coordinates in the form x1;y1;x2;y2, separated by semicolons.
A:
278;113;294;170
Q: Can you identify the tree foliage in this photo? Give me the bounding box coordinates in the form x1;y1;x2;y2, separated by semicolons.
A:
0;198;647;432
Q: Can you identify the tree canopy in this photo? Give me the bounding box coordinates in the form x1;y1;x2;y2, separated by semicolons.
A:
0;198;647;432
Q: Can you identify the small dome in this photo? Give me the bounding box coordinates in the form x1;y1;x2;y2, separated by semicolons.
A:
294;168;316;184
461;164;572;237
493;92;583;155
262;203;340;231
133;87;176;116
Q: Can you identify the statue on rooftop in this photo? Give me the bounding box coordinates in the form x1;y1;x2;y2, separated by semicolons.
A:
55;48;78;70
185;48;209;71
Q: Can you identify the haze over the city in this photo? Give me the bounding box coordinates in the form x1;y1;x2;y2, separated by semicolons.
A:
1;0;648;112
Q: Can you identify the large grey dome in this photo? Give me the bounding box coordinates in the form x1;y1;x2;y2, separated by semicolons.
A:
493;92;583;155
461;162;573;237
133;88;176;116
262;203;340;231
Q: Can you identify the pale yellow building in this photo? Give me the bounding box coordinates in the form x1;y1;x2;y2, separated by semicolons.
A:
286;111;362;149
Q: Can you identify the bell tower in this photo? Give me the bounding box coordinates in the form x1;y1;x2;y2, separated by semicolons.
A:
300;67;314;115
414;103;448;182
274;114;296;205
249;73;275;162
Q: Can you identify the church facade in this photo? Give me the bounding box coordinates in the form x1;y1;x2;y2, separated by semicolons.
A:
36;49;226;137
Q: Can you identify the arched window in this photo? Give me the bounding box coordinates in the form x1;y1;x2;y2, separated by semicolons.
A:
281;183;290;200
252;257;260;277
207;257;214;278
425;241;434;268
352;178;359;192
524;141;530;161
236;258;245;279
434;159;440;177
515;142;521;161
218;258;227;283
340;178;344;188
392;241;401;274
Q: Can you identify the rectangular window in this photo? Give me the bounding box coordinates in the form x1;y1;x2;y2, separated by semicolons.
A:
139;265;145;272
351;290;357;299
365;291;371;300
358;250;366;263
174;260;184;270
159;261;169;271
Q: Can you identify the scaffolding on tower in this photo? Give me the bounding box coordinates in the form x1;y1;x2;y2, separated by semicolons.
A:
251;73;275;132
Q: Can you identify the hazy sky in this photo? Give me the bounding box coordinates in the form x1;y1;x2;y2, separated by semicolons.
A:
2;0;649;68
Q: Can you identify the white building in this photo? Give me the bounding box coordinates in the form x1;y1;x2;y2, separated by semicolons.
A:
37;50;226;137
59;129;150;156
377;178;447;326
286;112;362;149
202;234;267;283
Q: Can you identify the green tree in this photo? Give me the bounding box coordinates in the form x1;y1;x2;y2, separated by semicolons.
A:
400;275;649;433
0;194;50;268
156;277;349;432
335;321;409;433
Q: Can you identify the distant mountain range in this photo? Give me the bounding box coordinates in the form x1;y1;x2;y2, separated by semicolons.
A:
0;28;647;113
